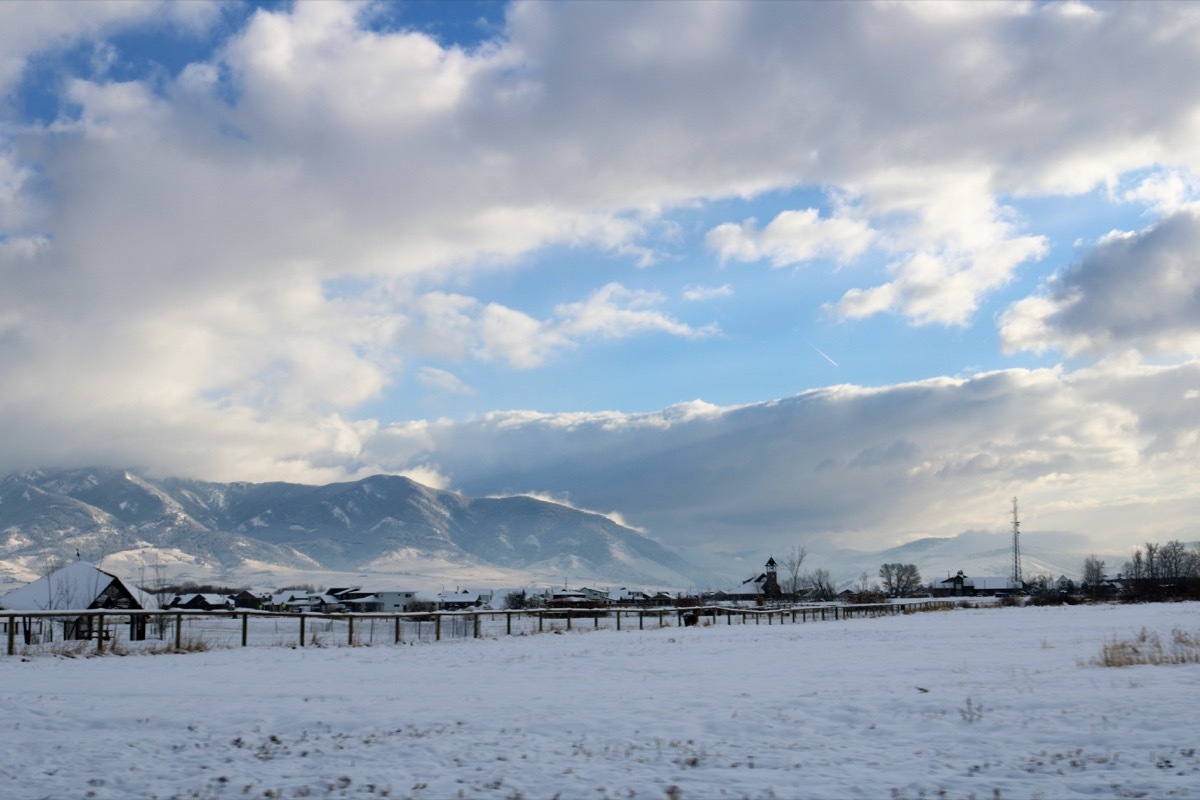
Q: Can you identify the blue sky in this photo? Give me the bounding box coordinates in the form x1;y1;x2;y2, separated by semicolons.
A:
2;1;1199;573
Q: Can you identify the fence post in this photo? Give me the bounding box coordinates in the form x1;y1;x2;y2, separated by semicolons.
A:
639;611;644;630
95;614;104;654
506;611;512;636
7;615;14;656
474;614;481;639
538;611;543;633
174;613;182;649
435;614;441;641
242;613;249;647
566;609;572;631
299;615;306;647
395;615;402;644
348;615;355;646
616;610;622;631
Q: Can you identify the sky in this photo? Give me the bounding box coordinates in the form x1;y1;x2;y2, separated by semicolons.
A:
2;1;1199;569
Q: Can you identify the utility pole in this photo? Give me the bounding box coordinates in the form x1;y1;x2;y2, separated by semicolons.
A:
1011;496;1022;585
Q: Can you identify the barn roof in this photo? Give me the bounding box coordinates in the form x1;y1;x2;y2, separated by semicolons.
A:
0;560;158;611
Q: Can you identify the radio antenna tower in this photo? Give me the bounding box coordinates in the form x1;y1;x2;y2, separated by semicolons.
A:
1010;496;1023;584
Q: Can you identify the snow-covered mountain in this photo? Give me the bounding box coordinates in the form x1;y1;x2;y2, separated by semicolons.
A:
0;468;704;592
813;529;1124;590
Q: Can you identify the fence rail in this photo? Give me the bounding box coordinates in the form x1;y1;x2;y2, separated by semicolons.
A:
2;600;955;657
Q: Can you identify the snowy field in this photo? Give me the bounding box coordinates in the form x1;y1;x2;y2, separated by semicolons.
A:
3;602;1199;800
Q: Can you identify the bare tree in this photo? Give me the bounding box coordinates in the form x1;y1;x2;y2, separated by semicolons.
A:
1144;542;1159;580
857;571;874;594
1187;544;1200;579
779;544;808;600
1158;540;1187;579
879;563;921;597
1082;555;1106;596
1124;548;1144;581
807;568;835;601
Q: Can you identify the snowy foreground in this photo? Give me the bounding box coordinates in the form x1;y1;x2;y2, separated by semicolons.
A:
4;603;1199;800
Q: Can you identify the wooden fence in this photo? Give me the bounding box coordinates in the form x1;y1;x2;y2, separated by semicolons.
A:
2;600;955;657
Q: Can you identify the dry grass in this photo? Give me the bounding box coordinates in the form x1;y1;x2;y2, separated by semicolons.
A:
1090;628;1200;667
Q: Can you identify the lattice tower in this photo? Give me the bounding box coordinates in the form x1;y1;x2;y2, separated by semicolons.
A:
1011;496;1022;584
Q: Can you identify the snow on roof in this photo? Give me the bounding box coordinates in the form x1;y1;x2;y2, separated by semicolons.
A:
174;593;232;606
0;560;158;611
439;592;484;603
938;574;1020;591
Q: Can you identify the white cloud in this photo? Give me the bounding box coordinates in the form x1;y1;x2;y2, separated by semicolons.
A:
831;171;1049;326
0;1;221;93
401;283;713;370
682;284;733;302
361;362;1200;556
1001;211;1200;356
555;283;716;341
1119;169;1200;215
416;367;475;396
707;208;875;268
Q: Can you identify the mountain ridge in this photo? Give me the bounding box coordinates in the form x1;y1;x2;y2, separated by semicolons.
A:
0;468;705;592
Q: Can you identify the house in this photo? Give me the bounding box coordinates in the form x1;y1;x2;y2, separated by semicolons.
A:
935;571;1023;597
716;557;785;603
373;590;424;612
269;590;322;612
167;593;234;611
438;589;491;610
0;560;158;640
579;587;612;604
325;587;372;611
231;589;270;609
547;589;589;606
609;587;651;605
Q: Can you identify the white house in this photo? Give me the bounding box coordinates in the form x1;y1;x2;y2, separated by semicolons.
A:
936;571;1023;597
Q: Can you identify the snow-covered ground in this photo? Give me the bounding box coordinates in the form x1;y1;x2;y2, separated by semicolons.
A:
4;602;1199;799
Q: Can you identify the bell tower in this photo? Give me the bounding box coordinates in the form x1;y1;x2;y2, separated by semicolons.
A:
762;557;782;600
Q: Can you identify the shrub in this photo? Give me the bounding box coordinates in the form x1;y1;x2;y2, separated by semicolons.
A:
1090;628;1200;667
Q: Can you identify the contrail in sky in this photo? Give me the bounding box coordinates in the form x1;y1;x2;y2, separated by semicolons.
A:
808;342;838;367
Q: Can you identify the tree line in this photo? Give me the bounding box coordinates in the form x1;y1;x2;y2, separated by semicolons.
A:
1085;539;1200;602
775;545;923;601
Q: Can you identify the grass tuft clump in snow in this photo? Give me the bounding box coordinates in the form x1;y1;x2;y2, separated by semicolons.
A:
1091;628;1200;667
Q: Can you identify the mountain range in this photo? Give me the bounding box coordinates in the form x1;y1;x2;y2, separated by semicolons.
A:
0;468;707;593
0;468;1109;596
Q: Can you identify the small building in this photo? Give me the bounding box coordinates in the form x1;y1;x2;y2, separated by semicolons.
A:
438;589;490;610
609;588;651;605
935;571;1023;597
231;589;270;609
0;560;158;640
373;590;424;612
717;557;785;603
579;587;612;604
167;593;234;611
269;589;321;612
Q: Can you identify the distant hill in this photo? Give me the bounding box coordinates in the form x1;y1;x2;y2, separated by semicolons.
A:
814;529;1122;590
0;468;706;592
